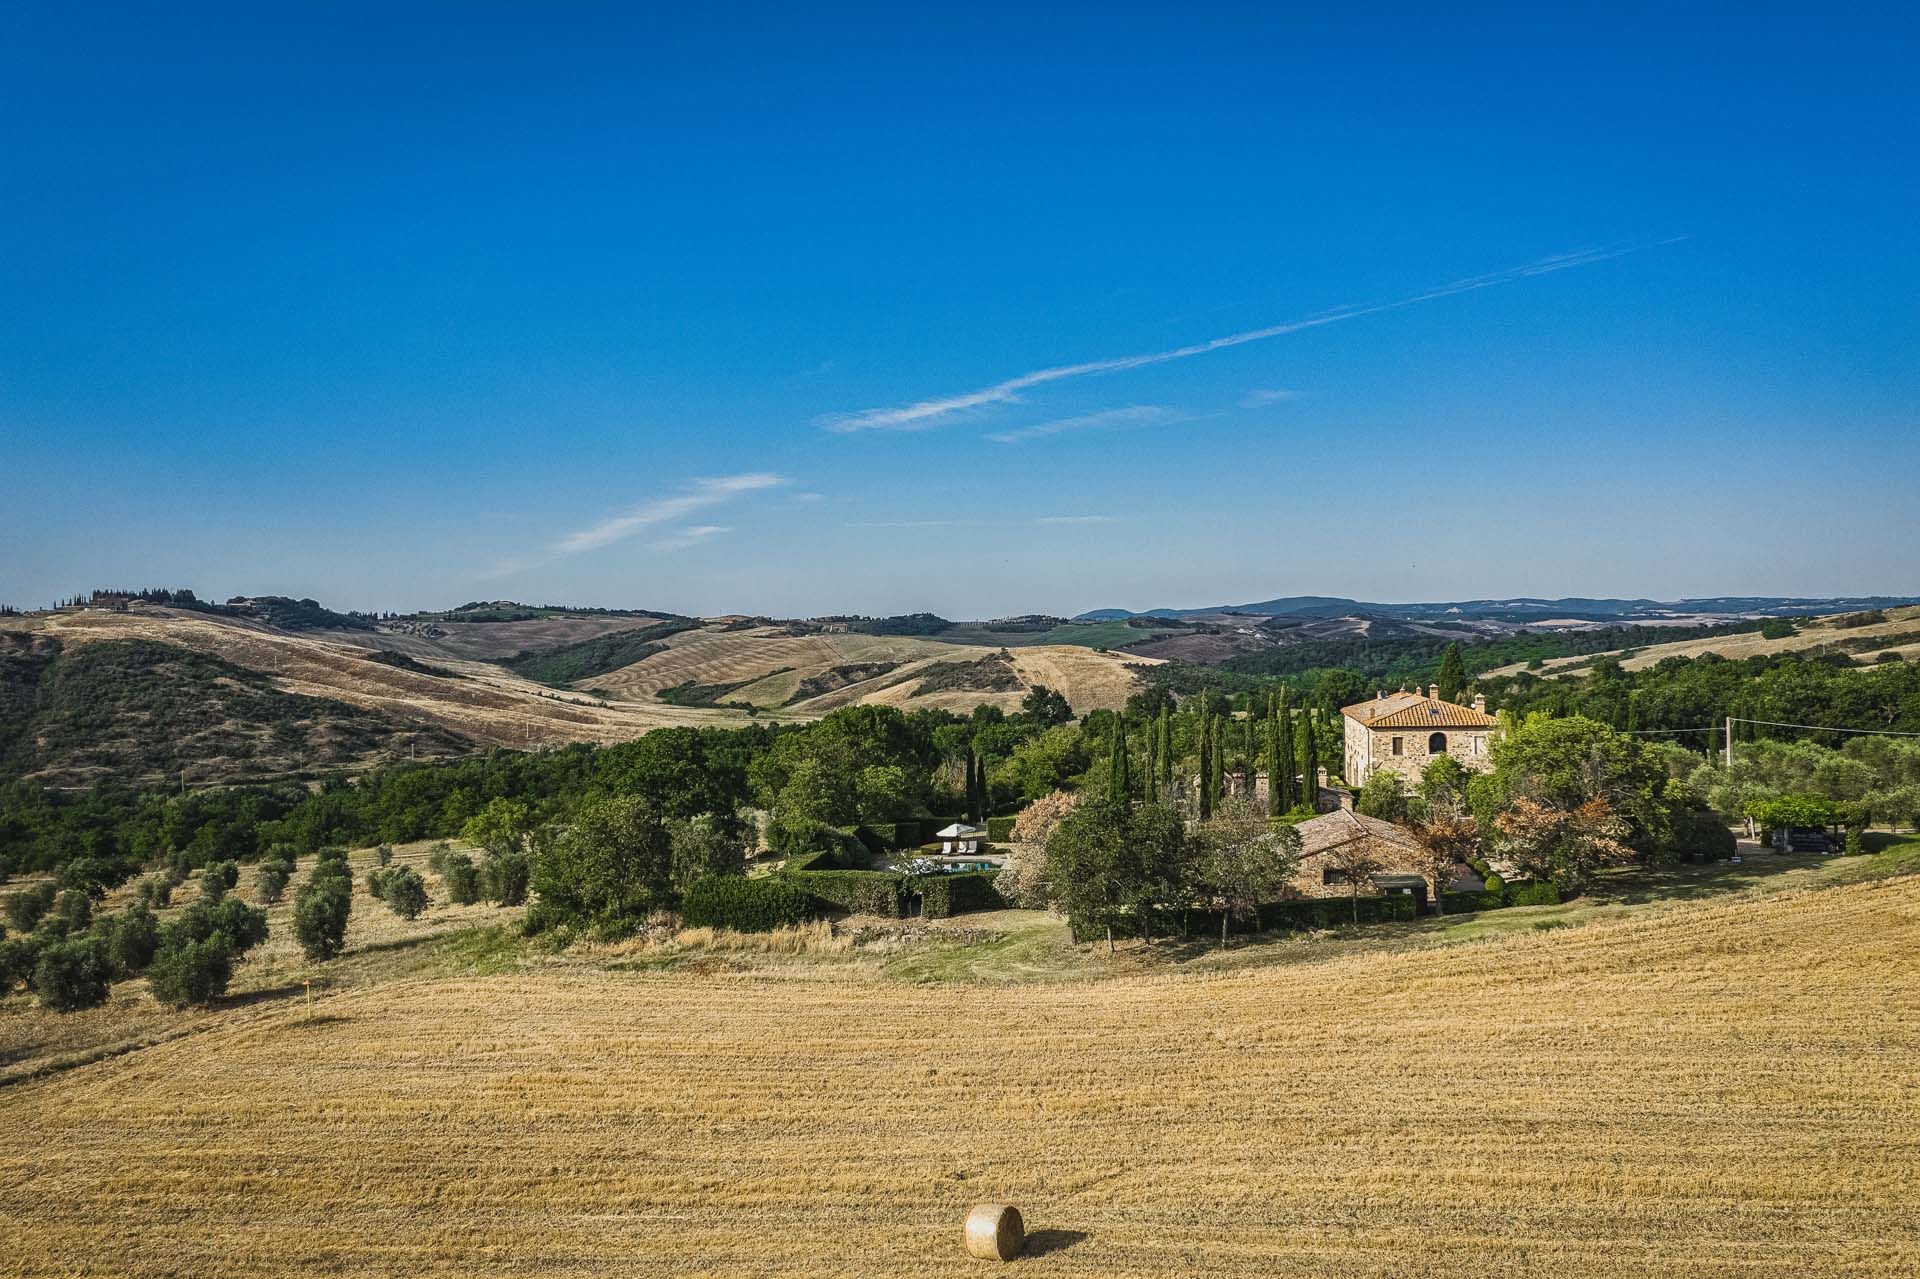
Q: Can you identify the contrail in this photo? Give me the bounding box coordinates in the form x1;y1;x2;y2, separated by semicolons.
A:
820;242;1668;434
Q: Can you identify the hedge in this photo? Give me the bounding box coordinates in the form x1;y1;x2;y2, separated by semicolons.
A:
986;816;1016;842
1440;890;1506;913
858;820;922;851
781;868;909;917
1257;894;1419;930
1504;881;1561;907
913;871;1005;919
680;876;813;932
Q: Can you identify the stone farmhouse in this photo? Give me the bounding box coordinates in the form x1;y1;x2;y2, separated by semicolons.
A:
1342;685;1499;787
1288;807;1487;906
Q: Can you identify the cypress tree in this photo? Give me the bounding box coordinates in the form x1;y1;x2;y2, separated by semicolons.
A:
1435;642;1468;704
1274;688;1296;812
1265;705;1284;816
1197;707;1214;821
1207;713;1225;814
1144;719;1159;804
1158;707;1173;790
1109;717;1131;803
1296;710;1317;812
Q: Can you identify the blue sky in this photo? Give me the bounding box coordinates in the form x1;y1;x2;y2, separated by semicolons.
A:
3;4;1916;617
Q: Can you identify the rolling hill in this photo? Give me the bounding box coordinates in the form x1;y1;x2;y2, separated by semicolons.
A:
1482;605;1920;678
0;604;1152;785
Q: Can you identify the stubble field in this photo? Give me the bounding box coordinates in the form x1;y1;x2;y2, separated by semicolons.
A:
3;871;1917;1277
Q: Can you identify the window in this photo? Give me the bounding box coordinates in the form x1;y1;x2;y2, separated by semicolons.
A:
1391;736;1403;756
1323;867;1349;885
1428;731;1447;755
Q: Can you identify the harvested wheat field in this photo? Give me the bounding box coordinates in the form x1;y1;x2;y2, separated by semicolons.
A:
4;878;1919;1277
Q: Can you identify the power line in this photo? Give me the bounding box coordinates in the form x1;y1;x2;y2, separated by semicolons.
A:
1731;716;1920;739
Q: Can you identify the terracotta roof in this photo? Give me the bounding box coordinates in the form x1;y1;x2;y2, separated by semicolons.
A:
1342;692;1498;729
1294;809;1424;860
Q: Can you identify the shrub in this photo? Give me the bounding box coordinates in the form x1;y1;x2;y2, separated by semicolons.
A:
105;902;161;977
0;855;9;886
442;853;482;905
147;935;234;1008
366;867;389;899
0;935;45;993
138;875;175;909
53;889;94;933
1441;890;1505;913
1482;872;1506;895
5;883;57;933
383;867;428;920
293;879;352;960
680;876;814;932
986;816;1016;843
1672;806;1737;860
376;845;395;867
32;936;112;1012
1845;823;1866;856
484;851;531;906
1505;881;1562;907
913;871;1005;919
201;861;240;901
255;863;290;906
427;843;453;875
209;898;269;954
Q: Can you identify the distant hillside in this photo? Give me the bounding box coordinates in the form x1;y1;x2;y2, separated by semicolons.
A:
499;620;702;685
0;634;469;787
1079;594;1920;624
1482;605;1920;678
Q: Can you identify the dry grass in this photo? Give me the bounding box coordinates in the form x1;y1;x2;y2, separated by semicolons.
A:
3;875;1917;1276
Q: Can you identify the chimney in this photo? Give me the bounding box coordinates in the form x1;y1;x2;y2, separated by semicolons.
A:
1337;790;1355;812
1472;693;1488;714
1428;683;1440;701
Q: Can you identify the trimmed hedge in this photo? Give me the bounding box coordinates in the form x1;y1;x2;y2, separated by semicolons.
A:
782;868;908;917
1441;890;1505;913
986;816;1015;842
681;876;813;932
1257;893;1419;930
1504;880;1561;907
858;820;923;851
913;871;1005;919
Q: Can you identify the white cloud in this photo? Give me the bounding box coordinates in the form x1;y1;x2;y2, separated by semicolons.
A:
555;473;785;555
649;524;732;552
984;405;1180;445
820;244;1653;434
1238;388;1298;408
475;472;786;579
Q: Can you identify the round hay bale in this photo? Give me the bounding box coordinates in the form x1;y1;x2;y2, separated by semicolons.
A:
963;1203;1024;1261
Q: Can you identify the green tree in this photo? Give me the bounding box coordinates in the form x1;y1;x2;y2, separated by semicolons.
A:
1020;684;1073;726
1355;771;1410;823
1296;711;1318;811
1108;717;1131;804
530;794;674;925
462;797;534;859
383;866;429;920
1195;795;1302;944
293;878;352;961
32;936;111;1012
668;815;743;893
147;935;233;1008
1435;642;1468;704
442;852;482;905
1043;799;1187;952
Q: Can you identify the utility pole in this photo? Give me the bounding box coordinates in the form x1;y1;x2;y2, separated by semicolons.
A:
1724;715;1733;769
